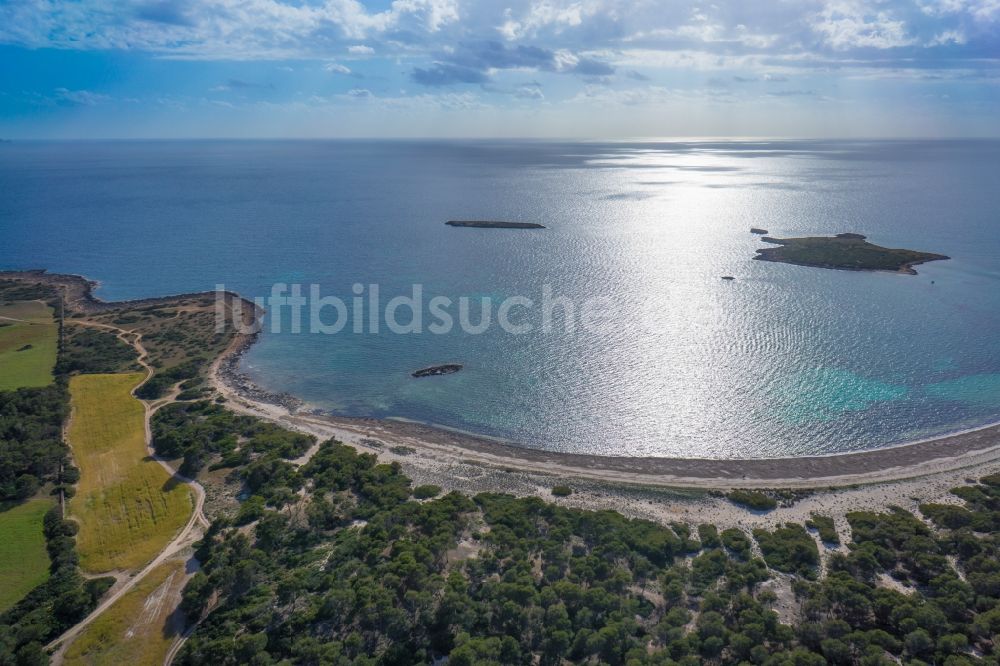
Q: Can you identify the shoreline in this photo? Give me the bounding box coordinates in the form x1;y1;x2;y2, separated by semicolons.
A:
214;332;1000;489
7;269;1000;490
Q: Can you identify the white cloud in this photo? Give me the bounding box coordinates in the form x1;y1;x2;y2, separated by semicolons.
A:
0;0;460;58
495;0;611;40
921;0;1000;22
929;29;968;45
0;0;996;86
813;2;915;50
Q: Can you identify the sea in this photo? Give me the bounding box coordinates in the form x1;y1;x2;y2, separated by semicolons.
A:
2;139;999;459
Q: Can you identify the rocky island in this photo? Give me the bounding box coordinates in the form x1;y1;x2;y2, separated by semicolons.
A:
446;220;545;229
754;233;949;275
411;363;463;378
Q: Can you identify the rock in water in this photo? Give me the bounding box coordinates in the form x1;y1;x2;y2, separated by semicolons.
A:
412;364;463;378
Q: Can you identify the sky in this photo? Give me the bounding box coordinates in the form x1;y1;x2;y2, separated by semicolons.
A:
1;0;999;139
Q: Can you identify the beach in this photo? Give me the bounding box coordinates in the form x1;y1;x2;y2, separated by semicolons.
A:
212;316;1000;487
208;316;1000;532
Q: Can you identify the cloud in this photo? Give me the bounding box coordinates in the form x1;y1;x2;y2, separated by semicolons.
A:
211;79;274;92
929;29;968;45
0;0;462;58
920;0;1000;22
324;62;352;74
731;73;789;83
812;2;915;50
346;87;373;97
496;0;606;41
134;0;193;27
53;87;111;106
572;57;615;76
409;41;615;86
453;41;559;71
767;89;818;97
514;84;544;99
3;0;1000;124
481;80;545;98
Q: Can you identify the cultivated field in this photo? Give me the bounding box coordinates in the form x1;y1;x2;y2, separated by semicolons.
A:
63;559;188;666
0;498;53;613
67;373;192;573
0;300;57;390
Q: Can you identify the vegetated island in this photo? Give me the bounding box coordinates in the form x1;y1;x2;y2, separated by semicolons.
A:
446;220;545;229
412;363;463;378
754;232;949;275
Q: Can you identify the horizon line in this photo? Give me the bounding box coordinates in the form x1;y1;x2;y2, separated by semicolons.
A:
5;135;1000;143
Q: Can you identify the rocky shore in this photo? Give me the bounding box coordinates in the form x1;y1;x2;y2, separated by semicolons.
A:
0;269;238;314
215;328;305;414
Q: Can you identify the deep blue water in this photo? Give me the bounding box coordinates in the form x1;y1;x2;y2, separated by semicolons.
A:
3;139;1000;458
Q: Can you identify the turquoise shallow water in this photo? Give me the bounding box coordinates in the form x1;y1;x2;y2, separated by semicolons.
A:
2;139;999;458
927;374;1000;407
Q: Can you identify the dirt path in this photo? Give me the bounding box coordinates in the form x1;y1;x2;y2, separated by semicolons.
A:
46;320;209;662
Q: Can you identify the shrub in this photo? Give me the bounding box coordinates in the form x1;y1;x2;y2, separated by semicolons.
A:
412;484;442;499
805;514;840;544
754;523;819;578
920;503;973;530
727;490;777;511
551;485;573;497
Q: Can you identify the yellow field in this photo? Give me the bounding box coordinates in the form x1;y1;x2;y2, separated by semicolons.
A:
67;373;192;573
64;559;188;666
0;499;53;613
0;300;57;390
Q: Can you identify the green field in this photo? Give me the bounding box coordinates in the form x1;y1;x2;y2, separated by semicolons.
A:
0;300;58;391
64;559;187;666
0;499;53;613
67;373;192;573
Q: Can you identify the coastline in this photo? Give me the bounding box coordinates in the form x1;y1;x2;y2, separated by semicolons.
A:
752;254;947;276
212;325;1000;490
7;269;1000;491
